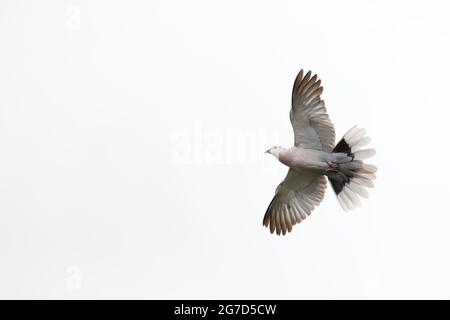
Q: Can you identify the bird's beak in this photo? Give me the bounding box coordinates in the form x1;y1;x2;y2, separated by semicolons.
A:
265;149;270;154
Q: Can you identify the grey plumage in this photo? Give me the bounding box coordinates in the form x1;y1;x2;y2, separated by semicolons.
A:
263;70;377;235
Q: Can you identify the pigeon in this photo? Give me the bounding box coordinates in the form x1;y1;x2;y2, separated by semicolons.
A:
263;69;377;235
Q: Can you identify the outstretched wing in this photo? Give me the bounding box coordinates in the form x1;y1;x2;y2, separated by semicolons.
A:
290;70;335;152
263;169;327;235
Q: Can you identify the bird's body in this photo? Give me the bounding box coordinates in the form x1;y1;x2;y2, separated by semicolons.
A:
279;147;336;173
263;70;377;235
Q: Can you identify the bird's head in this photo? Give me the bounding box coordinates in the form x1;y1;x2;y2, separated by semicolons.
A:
265;146;283;159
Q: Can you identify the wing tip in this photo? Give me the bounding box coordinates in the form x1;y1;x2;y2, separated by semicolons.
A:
262;208;298;236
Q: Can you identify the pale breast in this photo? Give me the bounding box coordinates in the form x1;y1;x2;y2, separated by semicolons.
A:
280;147;328;172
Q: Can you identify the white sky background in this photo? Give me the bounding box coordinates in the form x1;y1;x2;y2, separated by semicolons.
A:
1;0;450;299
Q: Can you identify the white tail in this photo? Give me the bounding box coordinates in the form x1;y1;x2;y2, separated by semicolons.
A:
328;126;377;211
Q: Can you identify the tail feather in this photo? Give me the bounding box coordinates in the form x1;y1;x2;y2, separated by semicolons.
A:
328;126;377;211
353;149;376;160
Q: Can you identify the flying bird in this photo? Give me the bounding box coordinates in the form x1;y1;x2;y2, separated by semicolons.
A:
263;69;376;235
